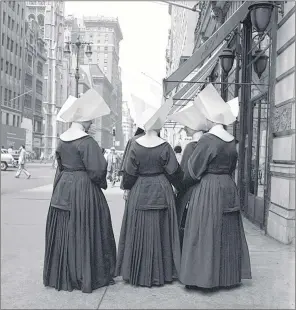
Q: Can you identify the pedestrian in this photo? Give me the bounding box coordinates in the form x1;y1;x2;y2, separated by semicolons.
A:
102;147;106;155
173;145;182;163
116;99;184;287
179;84;251;290
7;146;13;154
106;147;118;186
15;145;31;179
43;88;116;293
168;102;207;248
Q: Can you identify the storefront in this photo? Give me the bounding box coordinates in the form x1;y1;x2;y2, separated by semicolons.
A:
163;1;295;244
1;125;26;150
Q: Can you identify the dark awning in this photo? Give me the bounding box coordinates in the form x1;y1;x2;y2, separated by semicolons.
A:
163;1;251;97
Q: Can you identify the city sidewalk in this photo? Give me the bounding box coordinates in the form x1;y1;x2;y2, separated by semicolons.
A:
1;184;294;309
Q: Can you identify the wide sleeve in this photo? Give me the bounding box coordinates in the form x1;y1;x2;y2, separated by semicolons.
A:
53;142;62;189
78;137;108;189
160;143;184;191
119;138;132;174
184;135;215;185
121;143;139;190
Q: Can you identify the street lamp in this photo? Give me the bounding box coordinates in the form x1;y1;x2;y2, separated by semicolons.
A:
64;36;93;97
248;2;274;37
219;49;235;76
252;49;269;79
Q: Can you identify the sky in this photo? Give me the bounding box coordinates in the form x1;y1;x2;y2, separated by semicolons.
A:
65;1;171;118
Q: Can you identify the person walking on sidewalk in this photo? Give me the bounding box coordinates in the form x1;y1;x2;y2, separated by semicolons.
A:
116;100;184;287
43;88;116;293
15;145;31;179
179;84;251;290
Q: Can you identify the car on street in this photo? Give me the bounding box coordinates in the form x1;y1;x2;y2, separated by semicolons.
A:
1;149;17;171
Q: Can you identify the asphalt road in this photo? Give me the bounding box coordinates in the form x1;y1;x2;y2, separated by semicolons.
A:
1;166;295;309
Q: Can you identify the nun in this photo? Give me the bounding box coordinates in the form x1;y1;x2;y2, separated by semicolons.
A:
180;84;251;290
115;99;183;287
43;89;117;293
167;103;208;248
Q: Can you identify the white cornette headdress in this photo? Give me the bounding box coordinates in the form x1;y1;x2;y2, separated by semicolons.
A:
57;88;110;123
167;102;208;131
194;83;238;125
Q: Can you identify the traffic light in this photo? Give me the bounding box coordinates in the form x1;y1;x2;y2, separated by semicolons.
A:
112;127;116;137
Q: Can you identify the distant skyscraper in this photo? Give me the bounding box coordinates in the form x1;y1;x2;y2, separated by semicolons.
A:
65;15;124;149
122;101;134;147
26;1;70;157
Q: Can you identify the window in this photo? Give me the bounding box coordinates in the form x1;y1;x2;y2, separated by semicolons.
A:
6;113;9;125
104;66;107;71
4;89;8;102
16;23;19;33
2;33;5;46
14;66;17;78
11;19;14;31
13;115;16;126
21;27;23;37
24;94;32;108
104;59;107;64
12;1;15;10
8;16;11;29
17;116;20;127
35;99;42;115
104;53;108;58
22;9;24;19
36;80;43;94
15;43;18;55
5;61;9;74
7;37;10;50
3;12;5;24
30;34;33;44
25;73;33;88
8;90;12;102
17;4;20;14
10;40;13;52
104;47;108;51
1;58;3;71
20;46;22;57
27;54;33;67
37;61;43;75
19;69;21;79
9;63;12;75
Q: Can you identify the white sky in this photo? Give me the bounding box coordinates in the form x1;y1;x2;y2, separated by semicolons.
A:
65;1;171;117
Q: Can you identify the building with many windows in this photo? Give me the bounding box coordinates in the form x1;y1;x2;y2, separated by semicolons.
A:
21;18;47;156
65;15;124;149
26;1;70;157
122;101;134;147
0;1;27;149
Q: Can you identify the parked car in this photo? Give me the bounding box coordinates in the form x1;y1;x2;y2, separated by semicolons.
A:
1;150;16;171
11;150;20;165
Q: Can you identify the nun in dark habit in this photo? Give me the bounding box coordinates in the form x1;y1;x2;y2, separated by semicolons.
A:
43;89;116;293
116;100;183;287
180;84;251;290
167;102;207;248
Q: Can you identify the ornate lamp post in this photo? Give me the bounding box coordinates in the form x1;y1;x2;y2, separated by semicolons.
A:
64;36;93;97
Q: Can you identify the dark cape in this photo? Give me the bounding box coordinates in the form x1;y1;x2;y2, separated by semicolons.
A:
180;133;252;288
176;141;199;248
43;136;116;293
116;141;183;287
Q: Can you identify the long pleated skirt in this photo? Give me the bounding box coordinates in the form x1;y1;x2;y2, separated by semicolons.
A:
115;175;181;287
180;174;252;288
43;172;116;293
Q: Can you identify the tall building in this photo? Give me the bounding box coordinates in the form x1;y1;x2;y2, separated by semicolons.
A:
122;101;133;147
26;1;70;157
22;17;47;156
0;1;27;149
65;15;124;149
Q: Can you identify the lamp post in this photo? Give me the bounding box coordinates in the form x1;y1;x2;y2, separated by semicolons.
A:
64;36;93;98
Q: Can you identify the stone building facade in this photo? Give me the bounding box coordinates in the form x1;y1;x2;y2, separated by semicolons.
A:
164;1;295;244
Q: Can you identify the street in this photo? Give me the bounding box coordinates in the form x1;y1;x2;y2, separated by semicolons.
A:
1;165;295;309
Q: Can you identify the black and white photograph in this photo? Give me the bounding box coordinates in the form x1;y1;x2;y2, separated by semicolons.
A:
1;0;295;309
